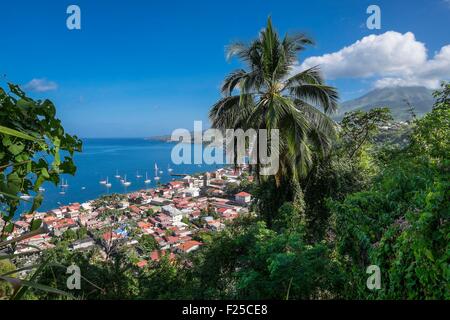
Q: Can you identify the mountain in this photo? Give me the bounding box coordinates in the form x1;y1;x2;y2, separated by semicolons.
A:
335;86;435;121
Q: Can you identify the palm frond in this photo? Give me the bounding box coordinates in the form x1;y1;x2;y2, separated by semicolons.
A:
221;69;247;96
289;83;339;114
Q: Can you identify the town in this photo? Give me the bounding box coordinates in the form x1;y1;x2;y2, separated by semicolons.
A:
0;166;254;269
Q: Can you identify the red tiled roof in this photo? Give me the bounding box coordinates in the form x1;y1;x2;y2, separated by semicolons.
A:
178;240;202;252
138;221;153;229
129;205;141;214
150;250;176;262
235;191;251;197
102;232;122;241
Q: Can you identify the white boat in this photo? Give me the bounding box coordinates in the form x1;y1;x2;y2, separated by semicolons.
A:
123;175;131;187
59;179;67;195
105;177;112;188
20;194;33;200
99;177;107;185
114;169;121;179
154;176;160;181
136;170;142;179
61;179;69;188
168;164;173;173
81;187;86;190
38;187;45;192
159;170;163;174
144;172;151;184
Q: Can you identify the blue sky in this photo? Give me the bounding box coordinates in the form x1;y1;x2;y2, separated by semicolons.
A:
1;0;449;137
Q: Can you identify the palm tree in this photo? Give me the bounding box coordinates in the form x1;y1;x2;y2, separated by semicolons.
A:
209;18;338;188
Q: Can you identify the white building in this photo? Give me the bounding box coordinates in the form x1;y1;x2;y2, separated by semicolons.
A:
235;192;251;205
162;205;183;223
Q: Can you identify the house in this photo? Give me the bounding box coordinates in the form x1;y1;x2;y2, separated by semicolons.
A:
177;240;202;254
168;181;184;190
161;205;183;223
207;220;224;231
209;179;227;189
14;220;30;230
81;202;92;211
102;232;123;244
222;211;239;221
183;188;200;198
53;218;78;236
50;208;64;219
119;201;129;208
151;197;170;206
129;205;141;215
150;250;176;262
235;191;251;205
68;203;81;212
70;237;95;251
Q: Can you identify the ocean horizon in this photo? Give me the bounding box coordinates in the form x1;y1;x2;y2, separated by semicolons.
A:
18;138;223;217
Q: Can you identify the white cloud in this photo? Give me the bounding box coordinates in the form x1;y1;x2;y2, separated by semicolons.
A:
24;78;58;92
297;31;450;89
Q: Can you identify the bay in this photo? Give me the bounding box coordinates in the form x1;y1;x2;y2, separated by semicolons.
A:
17;138;222;216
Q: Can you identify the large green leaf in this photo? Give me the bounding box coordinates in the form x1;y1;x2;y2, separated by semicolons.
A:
0;125;36;141
1;276;74;299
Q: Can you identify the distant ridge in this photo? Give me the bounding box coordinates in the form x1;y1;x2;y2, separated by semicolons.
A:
335;86;435;121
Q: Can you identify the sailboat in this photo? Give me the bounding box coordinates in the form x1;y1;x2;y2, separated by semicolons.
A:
123;175;131;187
59;179;66;195
105;177;112;188
59;180;66;195
61;178;69;188
167;164;173;173
99;177;107;184
136;170;142;179
114;169;121;179
144;172;151;184
38;187;45;193
154;163;161;181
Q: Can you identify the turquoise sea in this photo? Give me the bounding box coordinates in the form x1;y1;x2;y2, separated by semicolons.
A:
18;138;222;215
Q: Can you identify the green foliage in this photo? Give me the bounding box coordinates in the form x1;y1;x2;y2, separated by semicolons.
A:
340;107;393;159
409;82;450;162
329;85;450;299
185;216;344;299
145;208;155;217
138;234;158;254
329;158;449;299
225;178;254;197
0;83;81;233
272;202;304;234
302;152;373;241
0;259;16;298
